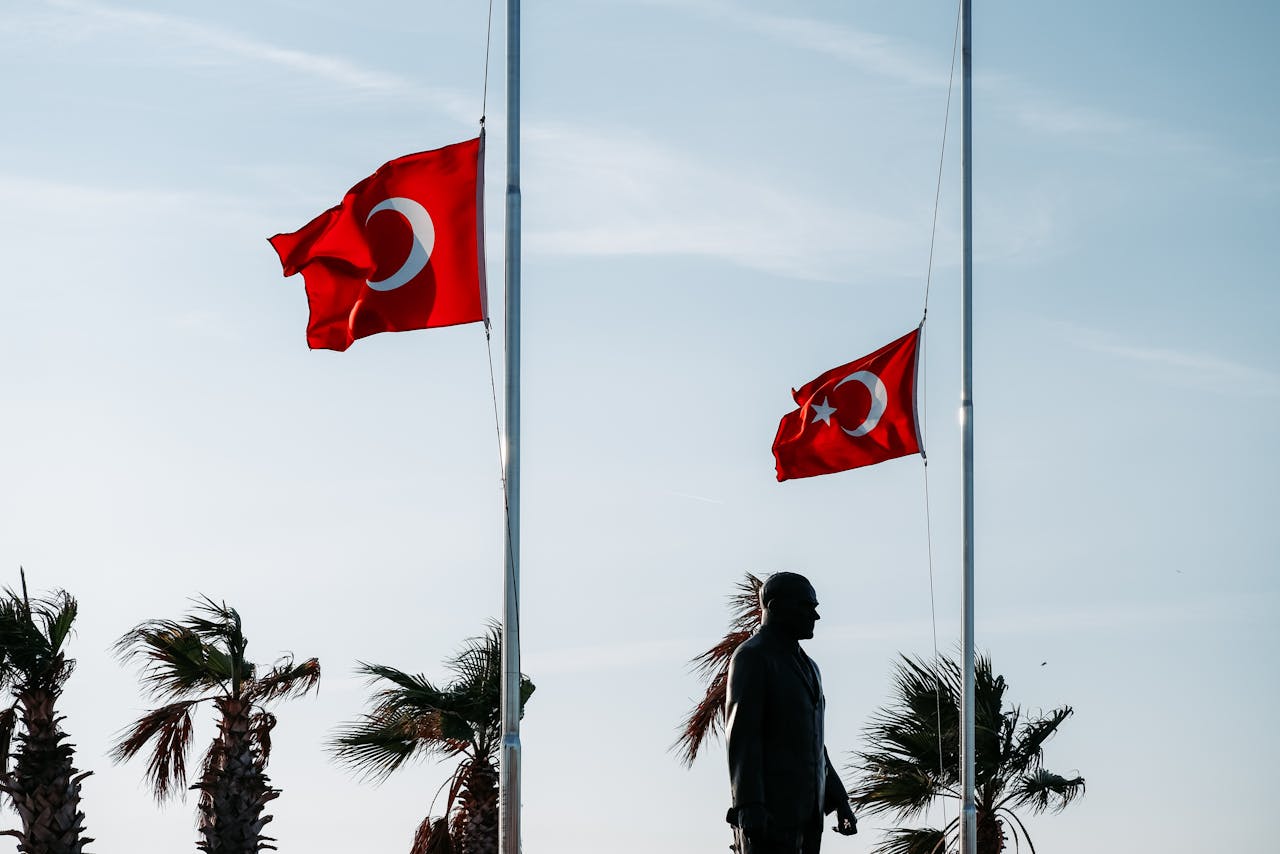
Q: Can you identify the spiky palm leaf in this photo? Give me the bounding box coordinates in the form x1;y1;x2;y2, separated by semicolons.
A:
331;623;534;854
108;700;198;801
879;826;953;854
1010;768;1085;813
674;573;763;766
0;574;92;853
411;816;453;854
113;597;319;854
849;653;1083;854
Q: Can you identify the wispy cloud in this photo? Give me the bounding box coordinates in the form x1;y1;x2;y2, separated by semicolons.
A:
630;0;948;88
1012;101;1140;138
522;122;918;281
1057;322;1280;397
0;173;276;233
523;122;1056;278
631;0;1224;160
0;173;220;211
40;0;474;120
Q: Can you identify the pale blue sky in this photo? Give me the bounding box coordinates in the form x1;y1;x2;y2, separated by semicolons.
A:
1;1;1277;852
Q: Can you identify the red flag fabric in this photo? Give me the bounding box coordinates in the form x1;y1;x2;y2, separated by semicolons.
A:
269;136;486;351
772;327;923;481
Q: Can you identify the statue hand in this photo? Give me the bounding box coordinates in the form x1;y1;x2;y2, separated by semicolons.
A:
832;800;858;836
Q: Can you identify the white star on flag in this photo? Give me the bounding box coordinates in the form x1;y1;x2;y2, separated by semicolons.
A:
809;396;836;426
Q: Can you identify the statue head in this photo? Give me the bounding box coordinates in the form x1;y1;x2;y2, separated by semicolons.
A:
760;572;820;640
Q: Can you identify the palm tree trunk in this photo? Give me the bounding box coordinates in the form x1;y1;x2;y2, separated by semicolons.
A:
450;758;498;854
8;688;92;854
195;699;278;854
976;809;1006;854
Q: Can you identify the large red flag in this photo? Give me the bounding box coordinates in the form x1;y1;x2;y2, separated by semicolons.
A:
772;327;923;481
269;136;486;351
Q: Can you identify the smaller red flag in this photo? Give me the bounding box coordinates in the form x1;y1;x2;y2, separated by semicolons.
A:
269;136;486;351
772;327;923;481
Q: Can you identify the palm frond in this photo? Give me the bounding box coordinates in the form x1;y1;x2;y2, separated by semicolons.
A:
115;597;274;701
182;596;252;691
40;591;78;657
850;655;960;818
726;574;764;632
333;625;533;781
194;732;227;809
973;654;1010;788
440;627;503;741
247;657;321;705
673;666;730;767
0;585;78;690
182;597;244;649
998;807;1038;854
673;573;762;766
358;662;448;704
110;699;200;801
1009;768;1085;814
114;621;224;700
1005;706;1073;776
874;826;953;854
411;816;453;854
849;651;1082;839
445;625;502;686
848;755;945;820
363;626;532;758
330;704;464;781
251;711;277;764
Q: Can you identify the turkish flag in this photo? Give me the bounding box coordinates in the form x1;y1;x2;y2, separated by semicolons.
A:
772;327;923;481
269;136;486;351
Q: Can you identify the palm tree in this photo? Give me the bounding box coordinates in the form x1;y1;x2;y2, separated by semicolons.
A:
848;653;1084;854
0;573;92;854
330;624;534;854
673;573;762;766
112;597;320;854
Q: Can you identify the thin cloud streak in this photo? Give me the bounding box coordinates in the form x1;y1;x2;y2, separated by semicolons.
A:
630;0;948;88
520;121;1059;278
1058;322;1280;397
522;122;918;281
42;0;474;120
0;174;280;238
0;173;229;211
633;0;1222;160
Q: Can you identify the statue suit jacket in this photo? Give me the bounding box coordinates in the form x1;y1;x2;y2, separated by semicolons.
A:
726;624;845;829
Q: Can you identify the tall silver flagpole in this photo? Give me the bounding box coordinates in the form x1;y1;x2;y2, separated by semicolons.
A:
959;0;977;853
498;0;522;847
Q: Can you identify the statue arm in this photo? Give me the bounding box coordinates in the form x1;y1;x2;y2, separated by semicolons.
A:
725;646;767;819
822;748;844;814
824;748;858;835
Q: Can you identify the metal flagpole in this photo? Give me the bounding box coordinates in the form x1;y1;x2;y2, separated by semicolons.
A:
498;0;522;847
958;1;977;853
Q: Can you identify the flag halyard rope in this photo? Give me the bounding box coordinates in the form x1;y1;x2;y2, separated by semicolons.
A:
922;0;965;320
481;0;496;125
485;327;520;625
919;0;964;835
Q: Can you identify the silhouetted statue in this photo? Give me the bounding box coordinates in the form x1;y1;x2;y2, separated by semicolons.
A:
726;572;857;854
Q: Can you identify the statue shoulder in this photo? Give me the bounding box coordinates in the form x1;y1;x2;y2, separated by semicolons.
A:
730;630;773;667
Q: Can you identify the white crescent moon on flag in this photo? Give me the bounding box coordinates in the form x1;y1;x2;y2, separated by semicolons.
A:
834;370;888;437
364;197;435;292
